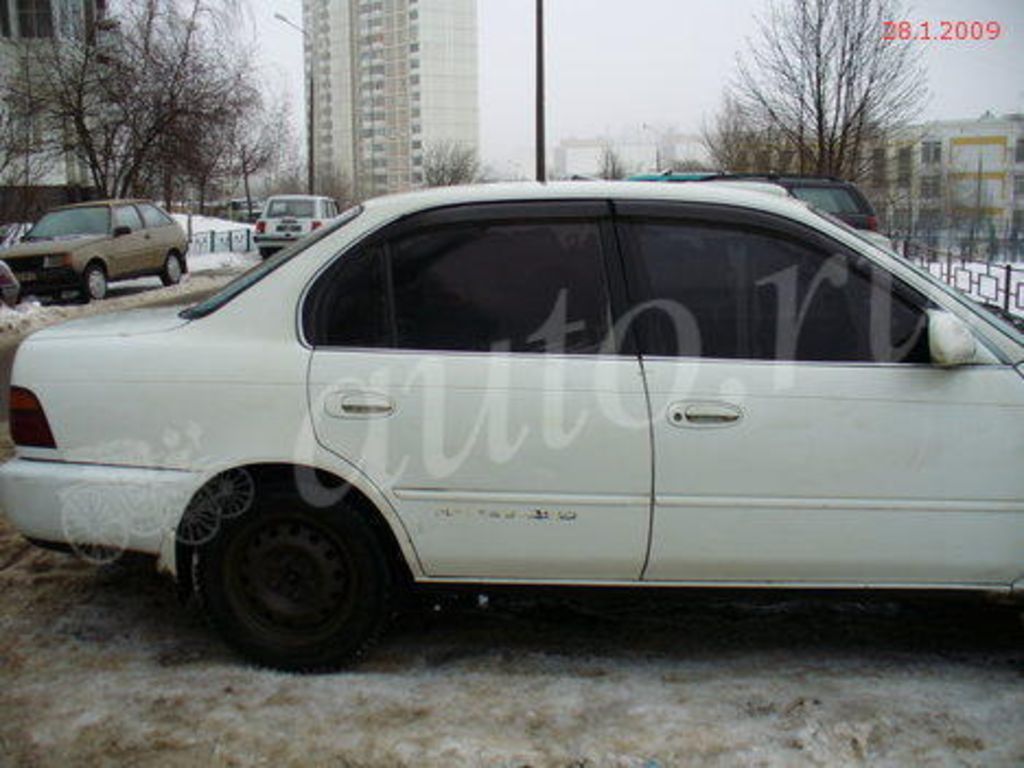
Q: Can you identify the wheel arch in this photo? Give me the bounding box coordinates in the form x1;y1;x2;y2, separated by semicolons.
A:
81;254;109;276
166;460;422;597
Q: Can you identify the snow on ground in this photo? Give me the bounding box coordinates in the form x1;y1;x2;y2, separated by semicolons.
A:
0;513;1022;767
171;213;254;235
171;213;257;259
187;249;259;273
920;260;1024;319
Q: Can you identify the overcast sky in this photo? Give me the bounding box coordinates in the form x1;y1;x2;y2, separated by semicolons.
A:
251;0;1024;177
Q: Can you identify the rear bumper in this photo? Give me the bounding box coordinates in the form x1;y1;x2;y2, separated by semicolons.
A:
254;234;305;249
0;458;199;556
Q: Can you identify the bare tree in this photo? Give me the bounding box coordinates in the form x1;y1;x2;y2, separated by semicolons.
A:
422;140;479;187
701;95;779;171
670;158;713;173
8;0;252;201
598;146;626;180
731;0;926;180
231;97;282;219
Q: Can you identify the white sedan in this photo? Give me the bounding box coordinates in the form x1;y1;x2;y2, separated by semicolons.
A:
2;182;1022;670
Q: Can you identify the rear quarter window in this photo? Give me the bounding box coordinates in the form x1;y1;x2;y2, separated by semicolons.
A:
789;186;870;216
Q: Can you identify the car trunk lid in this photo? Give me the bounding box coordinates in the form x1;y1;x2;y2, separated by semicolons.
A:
28;306;190;341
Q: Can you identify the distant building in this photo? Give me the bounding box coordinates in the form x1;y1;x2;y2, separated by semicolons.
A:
302;0;478;199
863;113;1024;250
0;0;104;220
554;131;709;178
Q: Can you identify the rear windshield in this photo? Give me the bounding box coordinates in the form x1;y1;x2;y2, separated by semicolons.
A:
27;207;110;240
788;186;867;216
180;205;363;320
266;199;316;218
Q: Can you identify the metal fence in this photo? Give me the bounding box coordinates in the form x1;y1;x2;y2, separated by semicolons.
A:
904;241;1024;319
188;228;254;255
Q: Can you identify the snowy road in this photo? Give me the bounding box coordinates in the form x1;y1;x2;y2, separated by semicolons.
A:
0;268;1022;767
1;522;1022;767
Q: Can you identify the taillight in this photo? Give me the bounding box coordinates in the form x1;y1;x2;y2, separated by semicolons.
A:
255;221;266;234
10;386;56;448
311;220;323;230
866;215;879;231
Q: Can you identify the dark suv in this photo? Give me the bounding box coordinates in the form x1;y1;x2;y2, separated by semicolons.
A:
630;172;881;232
702;174;880;232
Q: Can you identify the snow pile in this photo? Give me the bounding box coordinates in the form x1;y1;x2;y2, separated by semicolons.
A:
187;250;259;274
0;299;72;335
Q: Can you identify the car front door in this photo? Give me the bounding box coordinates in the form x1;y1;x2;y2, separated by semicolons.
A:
137;203;177;270
109;204;148;276
305;202;653;580
616;202;1024;587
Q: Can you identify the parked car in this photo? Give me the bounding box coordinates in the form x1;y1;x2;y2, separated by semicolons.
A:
0;260;20;306
0;200;188;302
254;195;341;258
1;182;1022;671
635;172;894;250
0;222;31;251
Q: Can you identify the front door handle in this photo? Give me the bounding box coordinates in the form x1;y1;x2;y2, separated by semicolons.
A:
325;391;395;419
667;401;743;428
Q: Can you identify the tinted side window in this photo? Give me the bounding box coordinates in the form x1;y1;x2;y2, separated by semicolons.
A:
391;221;611;353
304;246;390;347
114;205;144;232
138;203;172;228
629;222;929;363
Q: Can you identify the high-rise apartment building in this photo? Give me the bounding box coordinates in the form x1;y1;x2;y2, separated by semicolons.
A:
301;0;478;199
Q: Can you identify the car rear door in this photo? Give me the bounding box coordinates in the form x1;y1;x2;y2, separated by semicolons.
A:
615;200;1024;586
305;201;653;581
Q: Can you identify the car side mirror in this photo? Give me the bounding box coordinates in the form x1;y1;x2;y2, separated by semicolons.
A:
928;310;977;367
112;225;132;237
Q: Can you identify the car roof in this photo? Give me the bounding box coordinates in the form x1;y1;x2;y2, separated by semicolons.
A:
50;199;155;211
626;172;719;182
360;180;818;224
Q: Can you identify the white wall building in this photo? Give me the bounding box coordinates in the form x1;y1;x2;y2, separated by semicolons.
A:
0;0;103;219
553;131;709;178
302;0;478;199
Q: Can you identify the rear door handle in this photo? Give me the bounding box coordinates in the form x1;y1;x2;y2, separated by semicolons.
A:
325;391;395;419
667;401;743;428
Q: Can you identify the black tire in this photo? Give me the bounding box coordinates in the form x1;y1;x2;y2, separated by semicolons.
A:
258;247;275;259
81;261;107;302
160;251;184;286
195;492;392;671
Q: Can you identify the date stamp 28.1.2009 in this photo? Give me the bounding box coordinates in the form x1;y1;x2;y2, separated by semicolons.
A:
882;20;1002;41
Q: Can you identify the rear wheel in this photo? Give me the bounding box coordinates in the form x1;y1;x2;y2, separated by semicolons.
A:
81;262;107;302
160;251;184;286
195;493;392;671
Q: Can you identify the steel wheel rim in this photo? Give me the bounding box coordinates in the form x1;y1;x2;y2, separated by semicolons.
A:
225;516;357;642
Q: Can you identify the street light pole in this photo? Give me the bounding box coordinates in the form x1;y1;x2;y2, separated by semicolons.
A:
535;0;545;182
275;13;315;195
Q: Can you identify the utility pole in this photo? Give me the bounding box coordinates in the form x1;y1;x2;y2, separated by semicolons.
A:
275;13;315;195
535;0;545;182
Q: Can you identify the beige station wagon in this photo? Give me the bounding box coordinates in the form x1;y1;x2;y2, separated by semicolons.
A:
2;200;189;302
